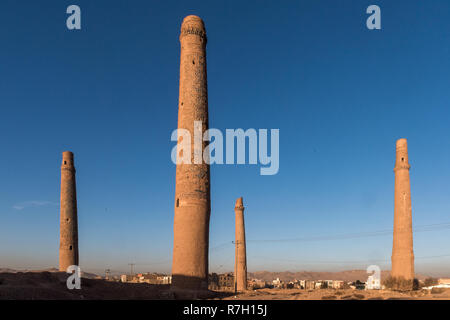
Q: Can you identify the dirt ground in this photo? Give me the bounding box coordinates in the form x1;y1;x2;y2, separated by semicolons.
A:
1;272;449;300
0;271;171;300
221;287;450;300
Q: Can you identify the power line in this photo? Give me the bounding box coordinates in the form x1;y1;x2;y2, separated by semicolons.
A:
132;260;172;266
117;243;233;268
210;241;233;252
90;222;450;273
248;253;450;265
119;243;234;268
246;221;450;243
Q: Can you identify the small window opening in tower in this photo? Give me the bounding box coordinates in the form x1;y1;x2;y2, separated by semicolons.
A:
401;157;404;162
64;161;67;165
192;60;195;64
176;198;180;207
66;218;69;222
69;245;73;250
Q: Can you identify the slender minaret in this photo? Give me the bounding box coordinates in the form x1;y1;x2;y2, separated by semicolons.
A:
172;15;210;290
234;197;247;292
391;139;414;280
59;151;79;272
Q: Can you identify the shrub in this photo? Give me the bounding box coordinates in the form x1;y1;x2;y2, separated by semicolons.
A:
431;288;446;294
382;276;418;291
342;282;351;289
423;277;438;287
353;294;365;300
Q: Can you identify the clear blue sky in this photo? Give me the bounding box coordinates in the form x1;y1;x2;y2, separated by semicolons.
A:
0;0;449;277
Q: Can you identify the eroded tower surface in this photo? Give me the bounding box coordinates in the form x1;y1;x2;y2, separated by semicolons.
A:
391;139;415;280
59;151;79;272
172;15;211;290
234;197;248;292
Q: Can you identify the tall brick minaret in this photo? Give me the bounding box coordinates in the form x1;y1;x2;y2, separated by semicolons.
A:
59;151;79;271
391;139;414;280
234;197;247;292
172;15;210;290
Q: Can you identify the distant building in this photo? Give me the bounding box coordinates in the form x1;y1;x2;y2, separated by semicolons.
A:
438;278;450;285
137;273;158;284
248;278;266;289
315;281;323;289
332;280;344;289
210;273;244;290
286;281;295;289
305;280;315;290
208;273;219;290
291;280;302;289
272;278;282;288
424;278;450;290
219;272;234;290
157;275;172;284
298;280;306;289
120;273;171;284
120;274;133;282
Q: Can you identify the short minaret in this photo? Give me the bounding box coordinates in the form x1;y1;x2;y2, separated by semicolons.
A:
234;197;247;292
59;151;79;271
391;139;414;280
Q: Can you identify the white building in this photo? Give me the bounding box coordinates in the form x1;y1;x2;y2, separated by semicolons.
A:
299;280;306;289
157;275;172;284
272;278;282;288
315;281;323;289
423;279;450;290
332;280;344;289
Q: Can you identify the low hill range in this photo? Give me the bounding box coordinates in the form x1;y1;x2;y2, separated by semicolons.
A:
247;270;428;282
1;268;432;282
0;268;99;279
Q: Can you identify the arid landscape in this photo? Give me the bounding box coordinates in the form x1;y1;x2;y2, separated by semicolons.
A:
1;269;448;300
1;2;450;311
0;271;170;300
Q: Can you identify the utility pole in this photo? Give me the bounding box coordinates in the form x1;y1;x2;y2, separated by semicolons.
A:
128;263;135;277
